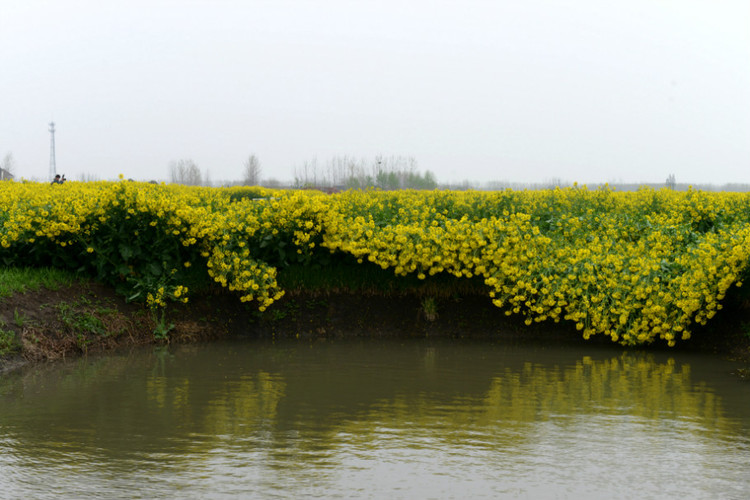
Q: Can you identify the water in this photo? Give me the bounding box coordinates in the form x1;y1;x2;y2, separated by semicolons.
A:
1;338;748;499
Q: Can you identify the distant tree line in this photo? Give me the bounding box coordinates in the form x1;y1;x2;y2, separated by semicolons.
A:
168;155;264;187
293;155;437;190
155;157;750;194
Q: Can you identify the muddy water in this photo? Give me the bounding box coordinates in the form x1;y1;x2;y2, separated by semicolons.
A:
0;338;748;499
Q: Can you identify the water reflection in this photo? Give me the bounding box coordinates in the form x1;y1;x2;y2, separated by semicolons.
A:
0;339;748;499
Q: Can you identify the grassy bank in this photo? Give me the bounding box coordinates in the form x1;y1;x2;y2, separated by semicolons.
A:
0;267;157;365
2;265;749;377
1;267;75;357
0;267;76;298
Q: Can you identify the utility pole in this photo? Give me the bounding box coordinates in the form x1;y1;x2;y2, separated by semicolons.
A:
49;122;57;181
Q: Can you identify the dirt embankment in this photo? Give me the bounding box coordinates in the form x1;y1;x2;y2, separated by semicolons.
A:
1;283;150;371
2;282;750;373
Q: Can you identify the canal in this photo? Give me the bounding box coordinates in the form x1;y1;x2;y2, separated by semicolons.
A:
1;338;748;499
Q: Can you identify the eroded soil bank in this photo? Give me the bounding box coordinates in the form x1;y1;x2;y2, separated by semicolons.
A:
2;281;749;374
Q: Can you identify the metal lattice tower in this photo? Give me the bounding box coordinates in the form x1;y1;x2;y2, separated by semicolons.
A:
49;122;57;181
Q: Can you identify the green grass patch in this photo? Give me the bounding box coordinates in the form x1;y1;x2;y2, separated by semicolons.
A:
0;322;16;356
54;298;108;337
0;267;77;299
13;309;26;328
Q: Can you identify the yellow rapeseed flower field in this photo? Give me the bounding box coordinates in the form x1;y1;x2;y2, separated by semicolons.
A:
2;180;749;346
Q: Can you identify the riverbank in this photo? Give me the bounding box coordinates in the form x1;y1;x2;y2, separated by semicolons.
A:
5;183;750;351
2;279;749;375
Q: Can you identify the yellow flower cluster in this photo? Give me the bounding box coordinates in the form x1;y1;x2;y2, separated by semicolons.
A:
3;180;750;346
320;187;750;346
0;180;288;309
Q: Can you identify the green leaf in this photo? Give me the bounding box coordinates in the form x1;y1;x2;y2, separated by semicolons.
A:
119;244;133;261
149;262;162;276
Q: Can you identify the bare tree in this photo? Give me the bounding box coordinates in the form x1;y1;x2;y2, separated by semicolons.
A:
243;155;262;186
293;157;318;188
0;152;15;180
169;159;203;185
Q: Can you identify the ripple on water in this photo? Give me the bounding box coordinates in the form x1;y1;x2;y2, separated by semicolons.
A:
0;340;749;499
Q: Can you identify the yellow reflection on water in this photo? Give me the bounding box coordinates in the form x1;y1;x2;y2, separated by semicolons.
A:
2;344;749;499
330;352;737;448
483;354;722;423
202;371;286;436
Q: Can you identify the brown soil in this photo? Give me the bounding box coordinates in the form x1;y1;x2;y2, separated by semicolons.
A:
1;283;149;370
2;283;749;374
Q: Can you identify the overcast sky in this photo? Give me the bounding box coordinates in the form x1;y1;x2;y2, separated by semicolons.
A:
2;0;749;185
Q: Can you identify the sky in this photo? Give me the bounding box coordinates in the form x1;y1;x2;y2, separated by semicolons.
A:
2;0;749;186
